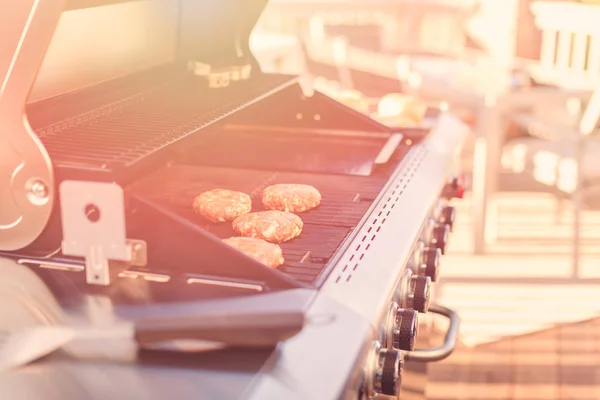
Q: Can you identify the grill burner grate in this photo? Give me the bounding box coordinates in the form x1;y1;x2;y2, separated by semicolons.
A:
34;73;297;179
129;163;402;284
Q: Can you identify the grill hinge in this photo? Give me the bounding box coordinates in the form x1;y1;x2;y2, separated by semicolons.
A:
59;180;147;285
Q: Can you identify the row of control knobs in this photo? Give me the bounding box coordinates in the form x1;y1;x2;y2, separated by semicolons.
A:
364;193;461;398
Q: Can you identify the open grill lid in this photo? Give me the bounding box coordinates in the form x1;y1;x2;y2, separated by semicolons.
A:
0;0;275;252
64;0;271;72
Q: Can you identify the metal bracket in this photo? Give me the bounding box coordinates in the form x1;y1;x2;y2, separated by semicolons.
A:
59;181;147;286
0;0;65;251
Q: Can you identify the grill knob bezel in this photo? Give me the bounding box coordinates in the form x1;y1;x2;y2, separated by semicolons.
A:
431;223;450;255
363;341;404;399
392;307;419;351
407;275;431;313
420;247;442;282
439;206;456;231
374;348;403;397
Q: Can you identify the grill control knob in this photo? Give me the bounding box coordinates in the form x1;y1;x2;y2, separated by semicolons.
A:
419;247;441;282
374;348;403;397
364;342;404;399
439;206;456;231
431;224;450;255
391;308;419;351
405;275;431;313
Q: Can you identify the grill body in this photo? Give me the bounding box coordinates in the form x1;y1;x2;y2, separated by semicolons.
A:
0;1;469;399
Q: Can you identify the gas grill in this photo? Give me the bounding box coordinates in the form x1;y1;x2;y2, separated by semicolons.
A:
0;0;468;399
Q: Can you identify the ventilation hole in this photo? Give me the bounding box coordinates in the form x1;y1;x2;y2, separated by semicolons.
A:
382;204;387;209
84;203;101;223
366;243;371;250
382;218;387;224
371;234;376;241
367;227;372;233
346;275;352;282
359;254;364;261
390;203;395;209
343;264;348;272
356;244;361;251
373;219;378;224
350;254;355;261
378;211;382;217
376;226;381;232
386;211;391;216
336;276;341;283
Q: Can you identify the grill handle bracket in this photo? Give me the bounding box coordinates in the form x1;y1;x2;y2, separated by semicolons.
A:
59;181;147;285
0;0;65;251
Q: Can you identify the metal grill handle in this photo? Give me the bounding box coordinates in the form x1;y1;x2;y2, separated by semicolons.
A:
404;303;459;362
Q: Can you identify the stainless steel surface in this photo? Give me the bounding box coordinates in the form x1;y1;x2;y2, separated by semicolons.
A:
31;0;177;102
374;133;404;164
321;112;467;320
60;181;147;285
0;0;470;392
0;0;62;251
0;110;467;399
404;303;460;362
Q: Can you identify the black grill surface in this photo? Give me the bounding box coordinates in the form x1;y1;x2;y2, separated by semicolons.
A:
34;73;296;180
128;162;403;284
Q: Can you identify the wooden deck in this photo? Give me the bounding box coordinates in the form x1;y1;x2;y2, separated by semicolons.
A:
426;191;600;399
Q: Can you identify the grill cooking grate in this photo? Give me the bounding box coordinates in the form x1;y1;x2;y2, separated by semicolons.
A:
35;73;297;177
129;164;394;284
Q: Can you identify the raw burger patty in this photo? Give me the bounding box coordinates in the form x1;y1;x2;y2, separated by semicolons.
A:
192;189;251;222
222;237;284;268
262;184;321;213
232;210;303;243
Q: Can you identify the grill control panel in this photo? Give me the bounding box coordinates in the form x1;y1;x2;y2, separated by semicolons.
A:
361;193;458;399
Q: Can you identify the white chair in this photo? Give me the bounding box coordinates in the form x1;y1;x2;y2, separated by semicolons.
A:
529;1;600;89
503;85;600;274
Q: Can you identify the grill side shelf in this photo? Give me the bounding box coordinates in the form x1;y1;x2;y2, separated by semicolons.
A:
126;194;306;291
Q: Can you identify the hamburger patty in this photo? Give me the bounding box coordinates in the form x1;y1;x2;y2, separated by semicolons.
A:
232;210;303;243
193;189;252;222
262;184;321;213
222;237;284;268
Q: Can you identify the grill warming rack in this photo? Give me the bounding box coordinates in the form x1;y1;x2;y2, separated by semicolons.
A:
31;70;299;182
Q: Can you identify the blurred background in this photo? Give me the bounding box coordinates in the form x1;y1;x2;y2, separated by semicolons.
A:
250;0;600;398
